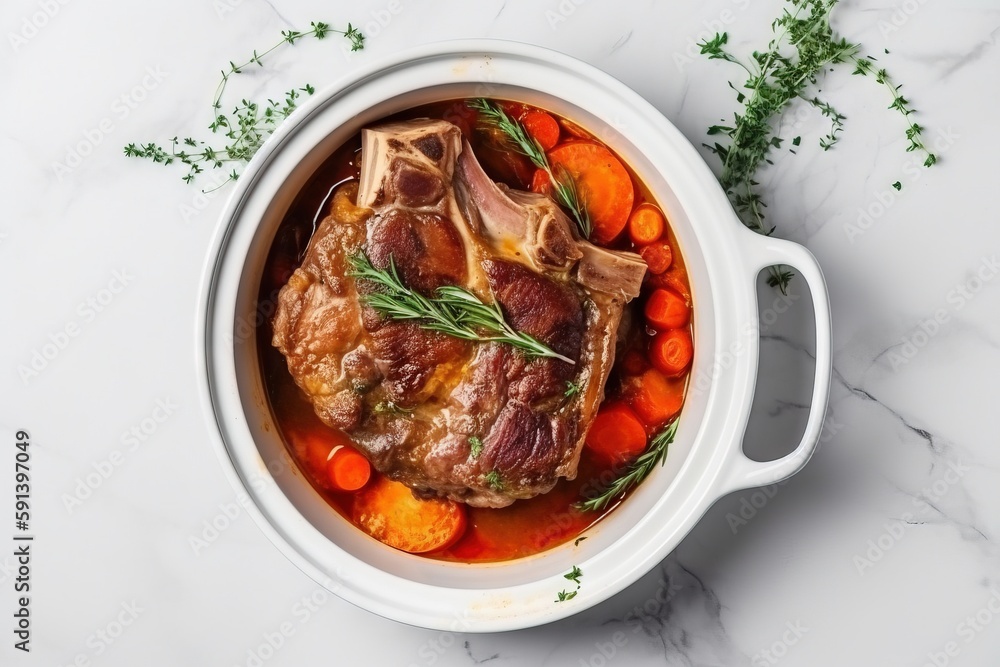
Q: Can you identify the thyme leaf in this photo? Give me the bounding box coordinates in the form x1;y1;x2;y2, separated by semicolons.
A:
485;470;504;491
698;0;935;293
555;590;577;602
468;436;484;458
556;565;583;602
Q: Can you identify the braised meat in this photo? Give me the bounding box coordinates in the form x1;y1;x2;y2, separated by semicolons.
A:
272;119;646;507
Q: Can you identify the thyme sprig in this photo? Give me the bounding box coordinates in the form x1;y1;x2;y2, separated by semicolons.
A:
852;57;937;167
124;21;364;190
346;252;574;365
699;0;935;293
210;22;363;126
468;98;593;239
575;419;678;513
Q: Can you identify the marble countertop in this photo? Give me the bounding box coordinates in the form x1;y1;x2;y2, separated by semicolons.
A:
4;0;1000;664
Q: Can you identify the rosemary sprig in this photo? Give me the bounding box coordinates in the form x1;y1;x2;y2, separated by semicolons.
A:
699;0;935;293
575;419;678;512
124;21;364;190
468;98;593;239
346;252;575;365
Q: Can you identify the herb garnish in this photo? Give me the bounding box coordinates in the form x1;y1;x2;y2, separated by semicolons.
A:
556;565;583;602
347;252;574;364
564;381;581;398
575;419;678;512
468;436;484;458
468;98;593;239
699;0;935;293
485;470;504;491
124;21;364;190
373;401;412;416
852;57;936;166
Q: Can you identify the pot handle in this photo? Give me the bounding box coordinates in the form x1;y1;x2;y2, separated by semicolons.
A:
721;233;833;493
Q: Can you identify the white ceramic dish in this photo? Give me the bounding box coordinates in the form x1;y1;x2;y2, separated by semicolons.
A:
196;40;832;632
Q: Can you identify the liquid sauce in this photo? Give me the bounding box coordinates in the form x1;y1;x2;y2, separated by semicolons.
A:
256;100;693;562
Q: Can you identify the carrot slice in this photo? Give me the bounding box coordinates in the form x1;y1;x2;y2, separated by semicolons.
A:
495;103;559;150
585;402;648;464
499;101;530;119
649;265;692;303
627;369;685;429
548;142;634;244
650;329;693;376
523;110;560;150
530;168;552;196
644;288;690;330
559;118;594;140
326;444;371;492
291;428;362;488
663;268;691;303
628;204;666;246
639;242;673;275
353;476;467;553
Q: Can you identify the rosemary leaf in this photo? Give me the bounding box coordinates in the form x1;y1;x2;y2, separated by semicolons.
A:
468;98;593;239
575;419;678;512
347;252;574;365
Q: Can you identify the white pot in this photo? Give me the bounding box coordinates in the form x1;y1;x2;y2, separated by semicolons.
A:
196;40;832;632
